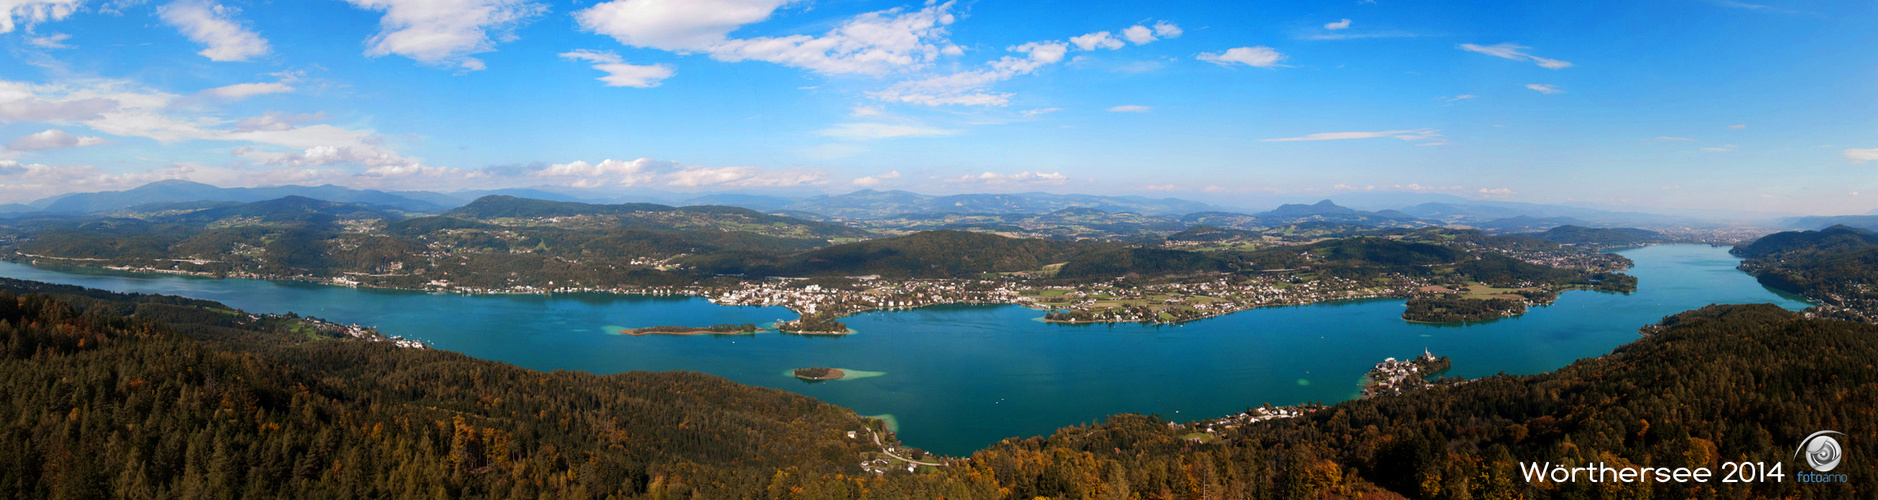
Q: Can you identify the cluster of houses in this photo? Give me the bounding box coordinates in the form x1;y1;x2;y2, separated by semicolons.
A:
1360;349;1450;397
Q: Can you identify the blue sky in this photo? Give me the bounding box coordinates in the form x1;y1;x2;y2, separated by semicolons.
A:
0;0;1873;214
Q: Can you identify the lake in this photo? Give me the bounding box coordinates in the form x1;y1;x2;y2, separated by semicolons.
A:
0;245;1809;456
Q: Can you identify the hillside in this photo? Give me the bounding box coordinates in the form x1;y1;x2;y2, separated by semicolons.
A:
1732;225;1878;321
446;195;869;240
760;230;1112;278
0;279;885;499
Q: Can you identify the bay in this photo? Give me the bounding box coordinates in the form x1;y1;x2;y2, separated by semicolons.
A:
0;245;1808;456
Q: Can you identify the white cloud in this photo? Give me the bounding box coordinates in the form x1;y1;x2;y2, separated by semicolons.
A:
233;111;324;132
6;129;106;151
344;0;547;71
1477;188;1515;198
1441;94;1475;102
158;0;272;62
25;32;69;48
0;0;81;34
1845;148;1878;163
1459;43;1572;69
559;49;675;88
1106;104;1150;113
1143;184;1177;191
815;122;957;140
535;157;825;188
866;20;1177;107
1324;18;1351;30
1701;144;1738;152
1069;31;1124;51
1197;46;1286;67
948;171;1069;186
850;105;882;117
200;81;293;99
1262;129;1440;142
577;0;962;76
1153;21;1181;38
1020;107;1060;118
1119;21;1180;45
851;170;900;186
1525;83;1564;94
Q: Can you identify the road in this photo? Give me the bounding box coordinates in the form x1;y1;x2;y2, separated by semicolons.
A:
868;427;947;467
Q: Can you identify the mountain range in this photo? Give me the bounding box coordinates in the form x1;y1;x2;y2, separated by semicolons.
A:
10;180;1760;230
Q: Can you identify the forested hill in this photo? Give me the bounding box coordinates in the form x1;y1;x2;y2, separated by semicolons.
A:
1731;225;1878;321
707;229;1115;278
0;279;885;498
444;195;868;239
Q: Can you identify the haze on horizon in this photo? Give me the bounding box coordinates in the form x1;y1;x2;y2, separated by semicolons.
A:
0;0;1873;215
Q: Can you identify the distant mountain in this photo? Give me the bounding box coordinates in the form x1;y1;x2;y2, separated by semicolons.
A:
1782;214;1878;231
444;195;673;218
682;194;795;211
153;196;405;226
35;180;448;213
1254;200;1422;225
1473;215;1595;232
1518;225;1665;247
783;190;1215;218
1399;202;1545;222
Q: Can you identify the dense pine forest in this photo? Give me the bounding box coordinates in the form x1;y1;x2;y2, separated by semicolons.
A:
0;274;1869;499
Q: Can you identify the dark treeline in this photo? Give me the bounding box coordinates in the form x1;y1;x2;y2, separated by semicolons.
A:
1402;295;1527;322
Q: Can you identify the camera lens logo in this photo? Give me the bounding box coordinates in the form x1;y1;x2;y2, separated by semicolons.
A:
1794;431;1845;472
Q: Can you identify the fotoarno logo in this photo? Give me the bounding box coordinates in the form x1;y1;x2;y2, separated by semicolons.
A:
1794;431;1845;472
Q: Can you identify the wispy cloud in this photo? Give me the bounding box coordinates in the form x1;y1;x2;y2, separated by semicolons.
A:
1460;42;1572;69
851;170;901;186
559;49;675;88
1845;148;1878;163
7;129;107;151
1441;94;1476;103
1701;144;1738;152
947;171;1069;186
158;0;272;62
1106;105;1151;113
1526;83;1564;94
1324;19;1351;30
816;123;958;140
1196;46;1286;67
1263;129;1440;142
1021;107;1062;118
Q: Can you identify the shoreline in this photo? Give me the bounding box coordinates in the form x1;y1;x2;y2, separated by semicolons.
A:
5;254;1639;331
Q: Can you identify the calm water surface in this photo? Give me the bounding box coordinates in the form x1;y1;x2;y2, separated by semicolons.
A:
0;245;1808;455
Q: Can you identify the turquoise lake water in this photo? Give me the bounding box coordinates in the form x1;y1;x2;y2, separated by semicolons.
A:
0;245;1809;456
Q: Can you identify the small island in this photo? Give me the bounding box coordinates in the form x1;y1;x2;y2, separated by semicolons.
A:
778;313;851;335
620;323;760;336
792;367;847;381
1361;349;1454;397
1403;294;1528;323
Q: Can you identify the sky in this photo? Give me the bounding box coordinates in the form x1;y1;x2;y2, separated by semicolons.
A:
0;0;1874;214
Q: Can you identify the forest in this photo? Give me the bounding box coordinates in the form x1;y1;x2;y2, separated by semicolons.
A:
1732;225;1878;322
2;275;1869;499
